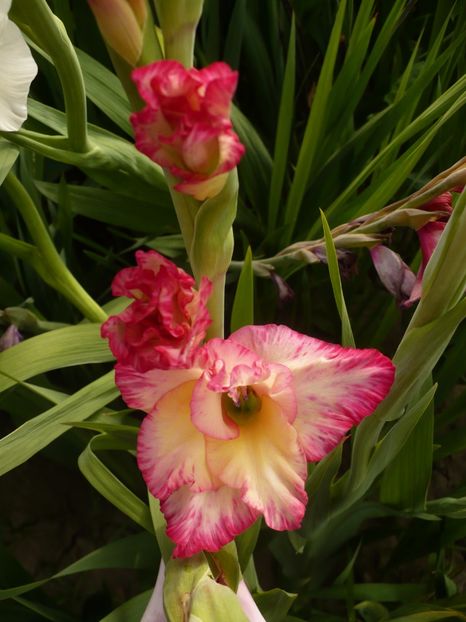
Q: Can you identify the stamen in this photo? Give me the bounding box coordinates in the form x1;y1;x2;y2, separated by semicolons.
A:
222;386;262;424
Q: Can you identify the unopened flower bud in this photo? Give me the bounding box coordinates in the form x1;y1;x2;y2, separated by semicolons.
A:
0;325;23;351
88;0;146;66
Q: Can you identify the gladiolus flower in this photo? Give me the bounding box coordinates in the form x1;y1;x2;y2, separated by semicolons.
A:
88;0;146;66
131;60;245;200
0;0;37;131
115;324;395;557
371;191;459;307
101;250;211;371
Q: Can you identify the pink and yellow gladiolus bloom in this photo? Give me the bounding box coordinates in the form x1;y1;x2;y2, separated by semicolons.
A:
102;251;395;558
130;60;245;200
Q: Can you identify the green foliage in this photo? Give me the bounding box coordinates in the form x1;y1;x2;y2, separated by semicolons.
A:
0;0;465;620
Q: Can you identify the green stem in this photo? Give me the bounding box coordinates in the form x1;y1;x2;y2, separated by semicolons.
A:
205;274;226;340
0;233;35;261
167;179;197;254
154;0;204;67
11;0;89;153
3;173;106;323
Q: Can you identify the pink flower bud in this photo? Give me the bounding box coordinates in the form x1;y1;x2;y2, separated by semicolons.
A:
0;325;23;351
131;60;245;200
370;245;416;305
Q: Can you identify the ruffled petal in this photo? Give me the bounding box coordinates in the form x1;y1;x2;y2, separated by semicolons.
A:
181;125;221;175
190;380;239;440
190;338;270;439
216;130;246;174
231;324;395;461
132;60;197;108
199;62;238;118
137;380;214;500
0;12;37;131
102;250;211;371
206;394;307;531
131;106;183;168
202;338;269;392
115;363;200;412
161;485;259;557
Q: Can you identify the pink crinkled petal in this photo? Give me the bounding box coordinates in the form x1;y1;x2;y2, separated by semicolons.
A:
132;60;197;107
199;62;239;118
230;324;395;461
161;485;259;558
131;106;184;169
180;124;223;175
102;250;211;371
190;338;268;439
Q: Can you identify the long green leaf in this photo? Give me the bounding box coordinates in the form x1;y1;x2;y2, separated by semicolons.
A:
0;140;19;186
321;210;355;347
99;591;152;622
76;48;132;136
316;75;466;229
36;181;175;232
282;0;347;244
232;105;272;219
268;16;295;230
78;433;153;533
0;324;112;394
379;382;435;510
230;246;254;333
0;533;156;600
0;372;118;476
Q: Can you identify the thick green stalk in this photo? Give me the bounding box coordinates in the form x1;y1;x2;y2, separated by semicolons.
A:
3;173;106;323
205;274;226;340
11;0;89;153
153;0;204;67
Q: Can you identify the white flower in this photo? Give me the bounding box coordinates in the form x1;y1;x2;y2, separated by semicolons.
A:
0;0;37;131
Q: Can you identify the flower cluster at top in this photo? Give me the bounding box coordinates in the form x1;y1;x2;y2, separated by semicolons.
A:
130;61;245;200
101;251;395;558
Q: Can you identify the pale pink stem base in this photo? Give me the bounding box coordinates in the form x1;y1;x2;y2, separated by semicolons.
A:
141;560;167;622
140;562;265;622
237;580;267;622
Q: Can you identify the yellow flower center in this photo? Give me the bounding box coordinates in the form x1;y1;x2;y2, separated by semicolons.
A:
222;386;262;425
